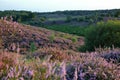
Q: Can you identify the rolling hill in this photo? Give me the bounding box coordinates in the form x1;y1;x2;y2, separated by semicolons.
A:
0;19;84;54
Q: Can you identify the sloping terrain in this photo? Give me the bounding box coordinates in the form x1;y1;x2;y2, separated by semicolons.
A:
0;19;120;80
0;19;84;54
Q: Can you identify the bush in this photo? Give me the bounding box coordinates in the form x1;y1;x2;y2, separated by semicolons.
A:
30;42;36;53
0;51;17;78
71;37;77;43
82;20;120;51
48;33;55;43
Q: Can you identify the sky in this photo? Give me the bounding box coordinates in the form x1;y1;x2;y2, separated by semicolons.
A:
0;0;120;12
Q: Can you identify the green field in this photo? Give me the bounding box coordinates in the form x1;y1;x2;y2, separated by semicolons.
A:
43;25;88;36
48;17;66;21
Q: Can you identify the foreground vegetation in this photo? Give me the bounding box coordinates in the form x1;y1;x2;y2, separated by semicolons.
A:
0;48;120;80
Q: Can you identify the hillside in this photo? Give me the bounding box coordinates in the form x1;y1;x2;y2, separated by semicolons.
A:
0;9;120;37
0;19;84;54
0;19;120;80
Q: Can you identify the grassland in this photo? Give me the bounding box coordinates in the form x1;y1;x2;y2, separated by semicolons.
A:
43;25;87;36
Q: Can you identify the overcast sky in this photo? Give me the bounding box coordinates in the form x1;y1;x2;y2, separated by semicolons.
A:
0;0;120;12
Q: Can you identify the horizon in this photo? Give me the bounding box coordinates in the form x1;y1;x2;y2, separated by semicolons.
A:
0;0;120;12
0;8;120;13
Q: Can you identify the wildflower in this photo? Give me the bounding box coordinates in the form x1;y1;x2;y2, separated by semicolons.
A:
7;69;14;78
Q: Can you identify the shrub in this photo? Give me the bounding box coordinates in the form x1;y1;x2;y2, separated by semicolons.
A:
77;16;85;22
0;52;16;70
32;47;69;61
30;42;36;53
48;33;55;43
0;51;17;79
0;39;2;49
82;20;120;51
71;37;77;43
101;50;120;64
66;16;72;22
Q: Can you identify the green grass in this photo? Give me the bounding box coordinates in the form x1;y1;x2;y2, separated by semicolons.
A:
48;17;66;21
43;25;87;36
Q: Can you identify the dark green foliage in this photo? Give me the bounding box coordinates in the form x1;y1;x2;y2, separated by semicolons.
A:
82;20;120;51
77;16;85;22
114;11;120;17
0;10;35;22
0;9;120;28
66;16;72;22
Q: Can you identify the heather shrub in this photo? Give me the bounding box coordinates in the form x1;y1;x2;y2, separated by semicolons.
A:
101;50;120;63
1;63;34;80
0;30;2;49
32;48;69;61
0;52;16;70
0;52;17;78
66;64;75;80
0;50;120;80
68;57;119;80
82;20;120;51
0;39;2;49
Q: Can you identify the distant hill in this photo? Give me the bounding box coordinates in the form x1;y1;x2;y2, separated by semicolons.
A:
0;9;120;26
0;9;120;37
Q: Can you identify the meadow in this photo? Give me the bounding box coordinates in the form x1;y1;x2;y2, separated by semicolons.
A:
43;25;87;36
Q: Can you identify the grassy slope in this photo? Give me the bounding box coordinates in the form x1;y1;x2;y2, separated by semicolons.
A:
46;25;87;36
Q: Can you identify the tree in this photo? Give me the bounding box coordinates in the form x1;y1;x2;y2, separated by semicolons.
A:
115;11;120;17
82;20;120;51
66;16;72;22
40;17;46;26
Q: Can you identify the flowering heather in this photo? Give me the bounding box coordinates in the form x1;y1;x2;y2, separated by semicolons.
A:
0;48;120;80
0;19;120;80
0;19;83;54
